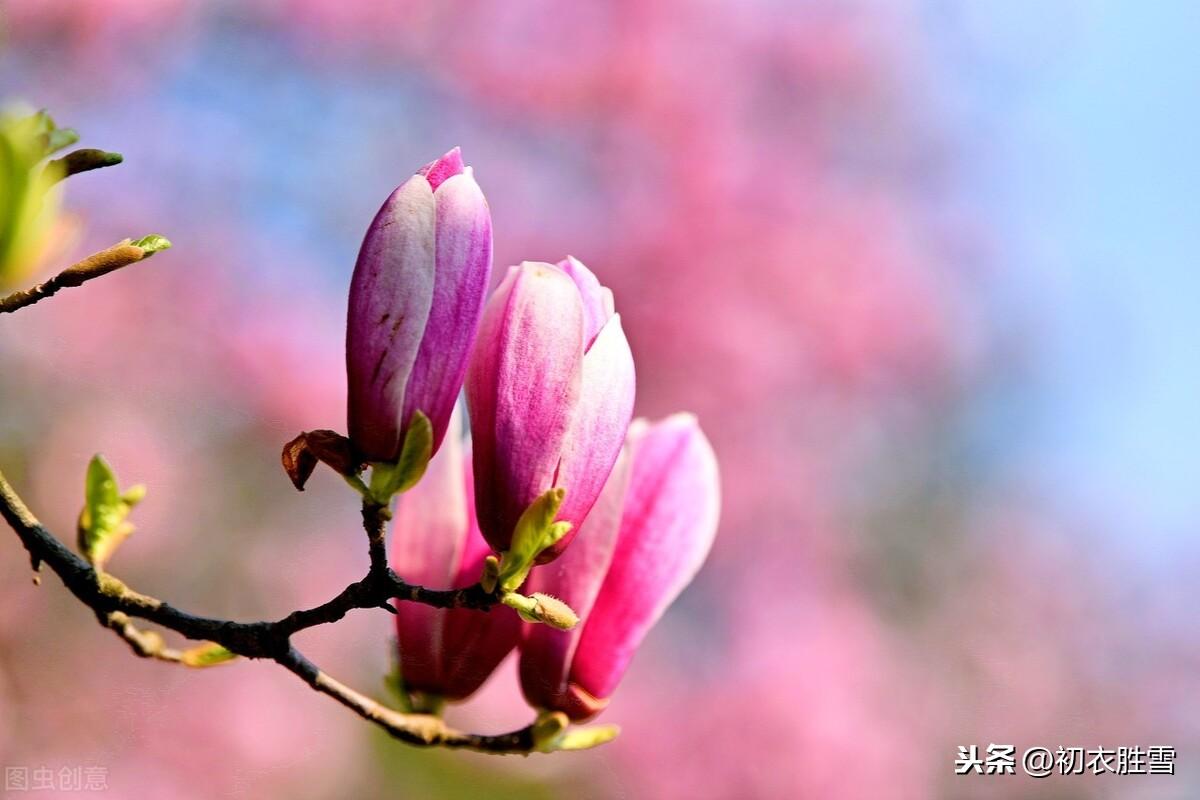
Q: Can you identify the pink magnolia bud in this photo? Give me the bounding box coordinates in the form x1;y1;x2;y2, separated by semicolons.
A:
519;414;719;720
466;257;635;561
346;147;492;462
391;414;520;701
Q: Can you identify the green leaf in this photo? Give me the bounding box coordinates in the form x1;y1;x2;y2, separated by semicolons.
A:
367;410;433;504
554;724;621;751
77;455;143;570
0;107;65;287
86;454;120;519
180;642;238;668
530;712;620;753
497;488;570;593
392;410;433;494
28;109;55;137
120;484;147;506
531;711;568;751
43;127;80;157
25;109;78;156
130;234;171;256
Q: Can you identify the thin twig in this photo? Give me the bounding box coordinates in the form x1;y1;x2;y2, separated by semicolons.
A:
0;240;158;314
0;466;536;753
363;501;391;576
103;610;184;663
278;647;534;751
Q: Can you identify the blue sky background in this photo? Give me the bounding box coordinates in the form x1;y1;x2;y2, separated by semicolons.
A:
929;1;1200;556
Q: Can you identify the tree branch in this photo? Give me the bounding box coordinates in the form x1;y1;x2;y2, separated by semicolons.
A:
278;647;534;751
0;466;538;753
0;239;167;314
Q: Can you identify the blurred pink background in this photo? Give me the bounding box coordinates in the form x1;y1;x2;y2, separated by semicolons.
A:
2;2;1198;798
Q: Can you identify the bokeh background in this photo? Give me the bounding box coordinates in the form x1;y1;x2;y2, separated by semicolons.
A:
1;2;1198;798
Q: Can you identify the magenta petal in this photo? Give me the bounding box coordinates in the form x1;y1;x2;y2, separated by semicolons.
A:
436;596;522;700
520;445;632;715
544;313;635;561
391;415;468;694
346;176;437;461
417;146;465;192
569;415;720;702
436;441;522;699
557;256;612;347
466;263;585;551
392;425;521;700
400;171;493;453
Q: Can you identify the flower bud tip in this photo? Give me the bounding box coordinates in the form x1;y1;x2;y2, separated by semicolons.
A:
530;592;579;630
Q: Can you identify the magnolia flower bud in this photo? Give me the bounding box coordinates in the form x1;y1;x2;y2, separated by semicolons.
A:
391;411;520;701
346;147;492;463
519;414;719;720
466;257;635;562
